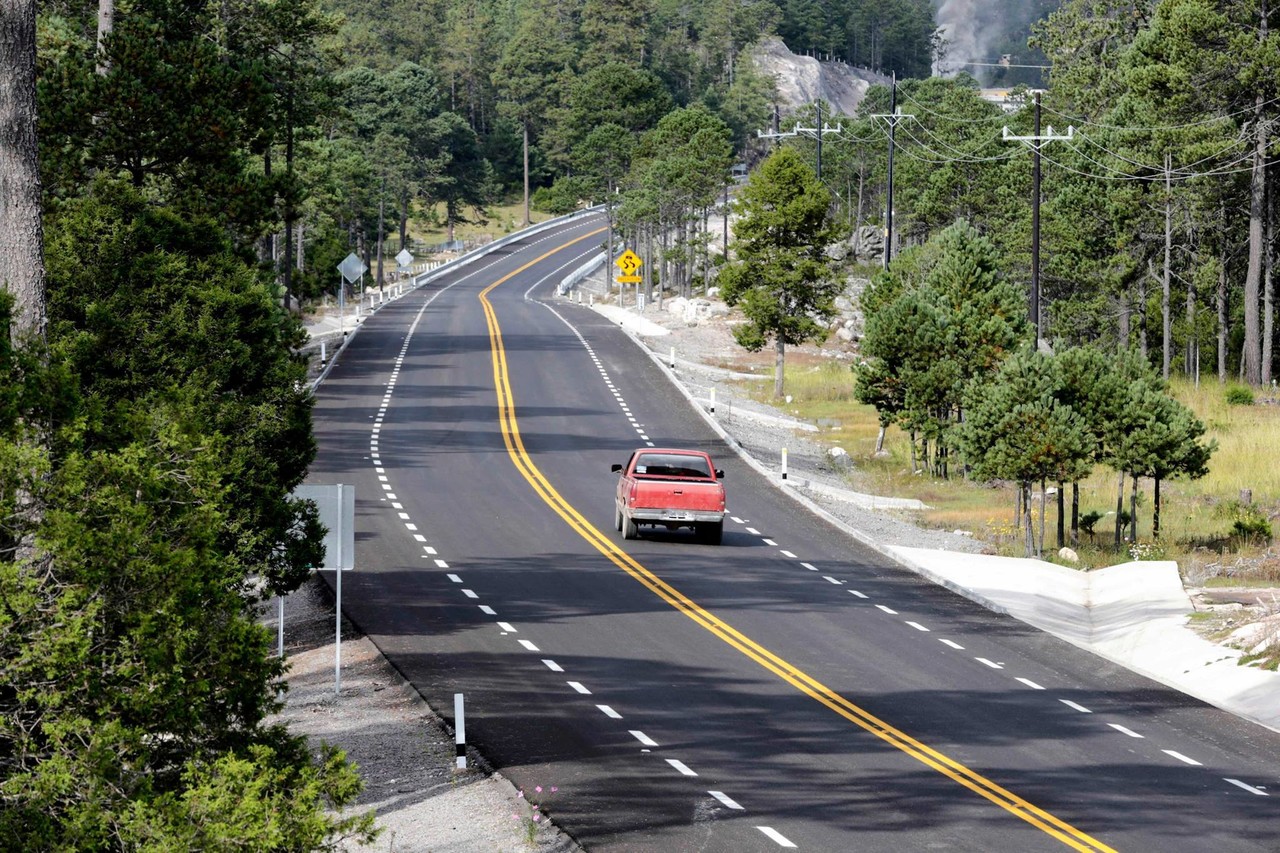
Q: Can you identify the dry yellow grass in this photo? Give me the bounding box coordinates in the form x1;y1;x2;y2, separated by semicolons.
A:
749;361;1280;572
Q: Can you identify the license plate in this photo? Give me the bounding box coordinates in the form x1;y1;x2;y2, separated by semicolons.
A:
664;511;693;521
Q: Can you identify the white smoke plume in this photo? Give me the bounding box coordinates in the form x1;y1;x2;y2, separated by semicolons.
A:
934;0;1002;77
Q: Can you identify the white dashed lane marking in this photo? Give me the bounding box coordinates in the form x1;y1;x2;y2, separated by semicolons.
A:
597;705;622;719
1163;750;1201;766
1109;724;1143;739
518;639;540;652
497;622;517;633
479;605;496;615
630;730;658;747
709;790;744;810
940;639;964;650
567;682;591;694
1224;778;1269;796
849;589;868;598
666;759;697;777
757;827;797;848
1060;700;1092;713
905;621;930;632
1015;677;1045;690
875;604;898;615
461;589;478;599
975;658;1003;669
542;659;563;672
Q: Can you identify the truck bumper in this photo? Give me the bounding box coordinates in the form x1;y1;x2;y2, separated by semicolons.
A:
629;508;724;524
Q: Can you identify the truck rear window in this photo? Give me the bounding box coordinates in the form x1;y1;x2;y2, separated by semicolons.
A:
633;454;712;479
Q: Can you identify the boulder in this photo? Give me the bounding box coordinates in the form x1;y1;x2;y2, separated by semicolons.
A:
1058;547;1080;564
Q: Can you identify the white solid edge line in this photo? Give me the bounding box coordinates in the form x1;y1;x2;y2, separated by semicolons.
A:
757;827;797;848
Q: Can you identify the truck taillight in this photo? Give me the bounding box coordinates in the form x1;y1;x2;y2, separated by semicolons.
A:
628;483;638;504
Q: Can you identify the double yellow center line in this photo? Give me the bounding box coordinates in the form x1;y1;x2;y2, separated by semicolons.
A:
477;229;1115;853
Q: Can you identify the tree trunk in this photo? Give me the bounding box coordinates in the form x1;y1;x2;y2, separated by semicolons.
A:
522;120;531;227
1023;483;1035;558
1153;476;1162;539
1056;480;1065;550
1162;152;1172;379
1244;94;1266;385
1114;471;1125;550
0;0;46;345
874;424;886;454
376;181;385;288
96;0;114;75
1218;240;1228;383
1118;286;1131;349
1130;474;1139;545
1038;478;1046;558
1186;248;1197;375
773;336;785;399
1071;481;1080;547
1265;165;1275;387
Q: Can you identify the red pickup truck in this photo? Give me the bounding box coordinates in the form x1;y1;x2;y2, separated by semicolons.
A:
612;448;726;544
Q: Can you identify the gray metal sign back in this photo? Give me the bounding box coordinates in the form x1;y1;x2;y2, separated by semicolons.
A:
293;484;355;570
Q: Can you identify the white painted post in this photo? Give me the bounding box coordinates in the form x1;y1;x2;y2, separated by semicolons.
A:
670;346;676;368
709;388;716;414
334;483;344;695
277;596;284;658
781;448;789;480
319;340;326;364
589;293;595;307
454;693;467;769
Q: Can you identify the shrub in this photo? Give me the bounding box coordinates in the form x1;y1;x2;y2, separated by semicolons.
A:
1225;385;1255;406
1079;510;1103;536
1231;505;1273;543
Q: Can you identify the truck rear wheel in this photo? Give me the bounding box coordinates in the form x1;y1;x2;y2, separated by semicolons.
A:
614;506;623;531
623;513;638;540
698;521;723;545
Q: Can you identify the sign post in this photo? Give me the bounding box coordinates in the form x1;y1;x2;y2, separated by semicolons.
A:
614;249;643;307
337;254;368;332
292;484;356;694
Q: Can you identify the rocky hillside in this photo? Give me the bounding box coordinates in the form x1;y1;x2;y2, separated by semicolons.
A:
750;36;892;119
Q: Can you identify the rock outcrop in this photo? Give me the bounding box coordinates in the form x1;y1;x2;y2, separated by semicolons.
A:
750;36;891;119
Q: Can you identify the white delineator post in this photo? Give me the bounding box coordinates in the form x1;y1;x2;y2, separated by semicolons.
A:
781;448;788;480
454;693;467;769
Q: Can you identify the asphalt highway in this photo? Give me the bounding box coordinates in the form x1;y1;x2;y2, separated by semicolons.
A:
308;217;1280;851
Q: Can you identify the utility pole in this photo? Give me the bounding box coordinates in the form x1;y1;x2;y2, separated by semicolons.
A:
871;73;913;269
1002;91;1073;343
757;102;842;179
